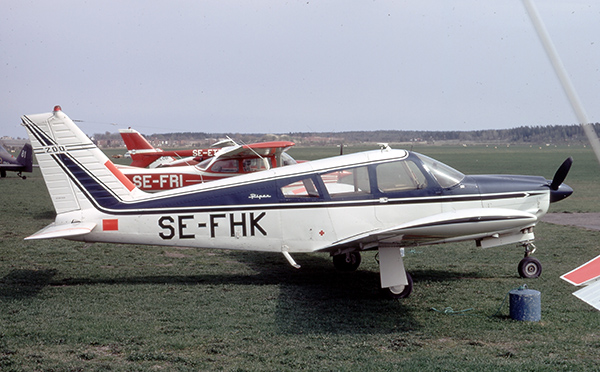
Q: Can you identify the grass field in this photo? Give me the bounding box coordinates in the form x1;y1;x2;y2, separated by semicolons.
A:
1;144;600;371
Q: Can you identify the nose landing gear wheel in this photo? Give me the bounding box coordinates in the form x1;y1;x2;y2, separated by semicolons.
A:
518;256;542;278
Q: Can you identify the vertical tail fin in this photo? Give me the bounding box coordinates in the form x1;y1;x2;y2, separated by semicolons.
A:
119;128;165;167
21;106;141;215
119;127;156;151
16;143;33;173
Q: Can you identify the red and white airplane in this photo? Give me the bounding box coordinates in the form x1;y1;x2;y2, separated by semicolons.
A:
21;106;573;298
116;128;297;191
119;127;294;169
120;127;223;168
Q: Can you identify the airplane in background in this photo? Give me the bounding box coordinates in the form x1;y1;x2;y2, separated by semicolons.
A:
0;142;33;179
119;127;206;168
118;142;297;191
119;127;294;169
116;132;296;191
21;106;574;298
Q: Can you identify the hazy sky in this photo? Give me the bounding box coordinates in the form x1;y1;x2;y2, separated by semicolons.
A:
2;1;599;138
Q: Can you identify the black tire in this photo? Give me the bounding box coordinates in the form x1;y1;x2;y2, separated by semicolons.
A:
385;272;413;299
332;251;361;272
518;256;542;278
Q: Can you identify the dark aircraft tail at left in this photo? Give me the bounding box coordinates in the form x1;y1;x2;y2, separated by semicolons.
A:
0;143;33;179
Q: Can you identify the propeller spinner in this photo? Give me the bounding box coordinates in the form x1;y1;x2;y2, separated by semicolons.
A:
549;157;574;203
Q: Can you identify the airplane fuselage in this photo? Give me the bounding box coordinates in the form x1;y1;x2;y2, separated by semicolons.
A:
56;150;550;253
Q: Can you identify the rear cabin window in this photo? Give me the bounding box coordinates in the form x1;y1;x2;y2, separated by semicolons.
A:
320;166;371;197
376;160;427;193
280;177;320;198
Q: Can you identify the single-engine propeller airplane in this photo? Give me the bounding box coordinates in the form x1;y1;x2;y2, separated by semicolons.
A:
0;142;33;179
117;142;296;191
22;106;573;298
119;127;221;168
119;127;295;169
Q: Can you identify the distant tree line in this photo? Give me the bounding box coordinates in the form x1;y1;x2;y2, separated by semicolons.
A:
91;123;600;147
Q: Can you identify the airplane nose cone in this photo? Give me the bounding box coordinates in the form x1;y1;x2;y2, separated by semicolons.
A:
550;183;573;203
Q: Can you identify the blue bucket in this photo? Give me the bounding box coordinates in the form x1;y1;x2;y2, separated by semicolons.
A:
509;288;541;321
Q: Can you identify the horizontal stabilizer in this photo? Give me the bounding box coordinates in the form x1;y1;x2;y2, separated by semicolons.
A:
572;281;600;311
25;222;96;240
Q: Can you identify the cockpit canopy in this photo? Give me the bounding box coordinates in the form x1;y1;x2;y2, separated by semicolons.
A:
278;151;466;200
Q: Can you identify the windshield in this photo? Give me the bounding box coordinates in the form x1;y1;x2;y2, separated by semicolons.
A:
281;152;297;166
415;153;465;188
196;157;212;170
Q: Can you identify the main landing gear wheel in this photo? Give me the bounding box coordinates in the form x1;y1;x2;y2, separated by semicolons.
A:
384;272;413;299
518;256;542;278
332;251;361;272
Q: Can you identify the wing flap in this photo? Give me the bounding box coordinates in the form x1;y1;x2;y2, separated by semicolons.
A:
25;222;97;240
319;208;537;252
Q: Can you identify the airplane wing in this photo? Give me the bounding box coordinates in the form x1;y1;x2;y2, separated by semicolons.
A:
220;141;295;159
317;208;538;252
199;141;295;171
561;254;600;310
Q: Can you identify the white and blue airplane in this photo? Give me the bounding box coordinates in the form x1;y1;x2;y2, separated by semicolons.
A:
21;106;573;298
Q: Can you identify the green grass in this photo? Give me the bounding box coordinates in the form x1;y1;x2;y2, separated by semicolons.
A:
1;145;600;371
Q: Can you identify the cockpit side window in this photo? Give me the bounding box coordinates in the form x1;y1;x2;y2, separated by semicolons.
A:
376;160;427;193
320;166;371;197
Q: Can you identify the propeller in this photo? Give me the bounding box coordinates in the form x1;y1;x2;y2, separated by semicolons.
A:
548;157;574;203
550;157;573;191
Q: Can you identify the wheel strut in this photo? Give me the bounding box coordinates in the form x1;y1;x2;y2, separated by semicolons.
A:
523;242;536;258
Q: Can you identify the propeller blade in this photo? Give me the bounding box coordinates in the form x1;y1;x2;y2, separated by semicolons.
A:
550;157;573;191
